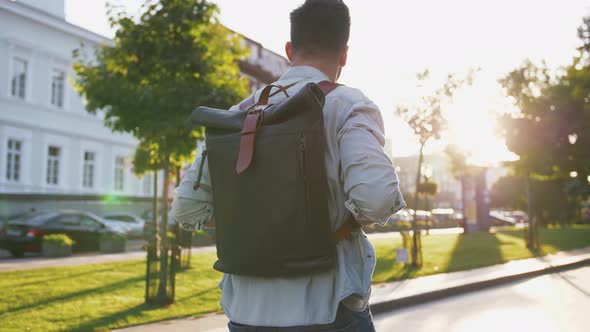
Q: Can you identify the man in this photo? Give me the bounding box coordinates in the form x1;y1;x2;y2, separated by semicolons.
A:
172;0;405;330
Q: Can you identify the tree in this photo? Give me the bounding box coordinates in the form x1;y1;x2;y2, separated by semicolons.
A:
489;175;526;211
499;59;557;249
396;70;472;266
73;0;249;303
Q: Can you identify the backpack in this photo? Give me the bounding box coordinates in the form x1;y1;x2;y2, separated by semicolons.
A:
190;81;347;277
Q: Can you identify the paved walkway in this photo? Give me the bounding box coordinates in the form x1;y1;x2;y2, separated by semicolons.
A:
374;266;590;332
0;242;216;272
114;247;590;332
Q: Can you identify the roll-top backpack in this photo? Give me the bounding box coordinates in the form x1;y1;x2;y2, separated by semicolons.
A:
190;81;354;277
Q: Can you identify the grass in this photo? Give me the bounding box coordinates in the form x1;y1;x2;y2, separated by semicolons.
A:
0;254;223;332
1;226;589;332
372;226;590;282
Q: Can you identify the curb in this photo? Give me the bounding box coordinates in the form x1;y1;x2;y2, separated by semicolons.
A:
370;256;590;314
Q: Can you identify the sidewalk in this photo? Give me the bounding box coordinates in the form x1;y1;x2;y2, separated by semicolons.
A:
0;243;216;272
114;246;590;332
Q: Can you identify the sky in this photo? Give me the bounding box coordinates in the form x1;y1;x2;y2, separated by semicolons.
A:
65;0;590;165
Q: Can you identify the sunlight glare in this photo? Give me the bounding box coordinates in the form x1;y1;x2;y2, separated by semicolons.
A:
443;75;518;167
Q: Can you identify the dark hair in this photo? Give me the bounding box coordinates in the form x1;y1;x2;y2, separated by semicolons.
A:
290;0;350;57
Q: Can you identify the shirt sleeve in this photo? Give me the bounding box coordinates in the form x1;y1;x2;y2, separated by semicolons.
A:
338;101;406;225
172;147;214;232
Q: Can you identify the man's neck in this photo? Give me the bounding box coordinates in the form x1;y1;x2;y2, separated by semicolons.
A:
290;59;339;82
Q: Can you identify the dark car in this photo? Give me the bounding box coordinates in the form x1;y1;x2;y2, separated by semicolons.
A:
141;208;177;236
0;210;123;257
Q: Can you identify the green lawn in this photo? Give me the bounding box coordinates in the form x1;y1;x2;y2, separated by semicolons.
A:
372;226;590;282
1;226;589;332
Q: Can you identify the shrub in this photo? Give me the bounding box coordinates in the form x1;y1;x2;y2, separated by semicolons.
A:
43;234;75;247
193;230;210;238
417;220;433;229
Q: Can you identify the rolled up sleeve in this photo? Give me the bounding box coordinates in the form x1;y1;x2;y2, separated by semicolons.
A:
172;149;214;231
338;102;406;225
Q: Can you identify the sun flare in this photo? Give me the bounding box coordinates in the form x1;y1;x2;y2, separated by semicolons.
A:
444;79;519;166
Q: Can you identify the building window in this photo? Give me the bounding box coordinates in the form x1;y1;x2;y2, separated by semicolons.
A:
46;146;61;185
51;69;65;107
82;151;95;188
6;139;22;182
114;156;125;191
11;58;27;99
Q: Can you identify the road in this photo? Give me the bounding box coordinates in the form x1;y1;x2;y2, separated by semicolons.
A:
374;266;590;332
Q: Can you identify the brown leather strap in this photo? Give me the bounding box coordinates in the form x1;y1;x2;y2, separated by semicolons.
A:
334;216;361;241
235;80;339;175
236;111;262;174
239;80;303;111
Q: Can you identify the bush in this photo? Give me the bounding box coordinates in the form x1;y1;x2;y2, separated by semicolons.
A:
100;233;127;241
43;234;75;247
417;220;433;229
193;230;210;238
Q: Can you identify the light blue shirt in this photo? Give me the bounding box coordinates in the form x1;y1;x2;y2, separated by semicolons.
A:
172;66;405;326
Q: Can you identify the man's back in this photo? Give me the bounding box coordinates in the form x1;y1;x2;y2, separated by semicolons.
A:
172;0;405;329
174;65;405;326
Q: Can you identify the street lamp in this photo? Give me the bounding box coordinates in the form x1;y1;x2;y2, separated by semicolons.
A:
570;171;578;178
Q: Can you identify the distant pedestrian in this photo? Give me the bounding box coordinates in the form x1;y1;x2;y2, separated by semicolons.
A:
172;0;405;330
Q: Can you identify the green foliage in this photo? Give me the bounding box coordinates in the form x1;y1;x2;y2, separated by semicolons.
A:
193;230;210;238
498;16;590;227
42;234;75;247
73;0;249;173
416;220;433;228
417;180;438;196
490;175;527;210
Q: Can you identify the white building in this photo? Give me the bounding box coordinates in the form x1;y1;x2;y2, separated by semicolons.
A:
0;0;288;213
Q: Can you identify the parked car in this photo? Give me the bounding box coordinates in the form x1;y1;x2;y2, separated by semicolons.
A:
102;213;146;238
1;211;28;235
431;208;455;223
403;209;433;222
0;210;124;257
141;208;177;236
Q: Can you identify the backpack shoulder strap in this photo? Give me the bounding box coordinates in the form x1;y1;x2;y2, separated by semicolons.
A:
238;80;339;111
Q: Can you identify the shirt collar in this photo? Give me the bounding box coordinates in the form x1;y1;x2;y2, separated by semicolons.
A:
279;65;331;82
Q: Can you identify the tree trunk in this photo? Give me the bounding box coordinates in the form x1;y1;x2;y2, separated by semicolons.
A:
145;171;159;304
157;155;171;303
411;143;425;267
460;176;468;234
525;172;539;250
152;171;159;250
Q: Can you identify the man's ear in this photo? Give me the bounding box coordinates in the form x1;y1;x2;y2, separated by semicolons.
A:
339;45;349;67
285;42;293;62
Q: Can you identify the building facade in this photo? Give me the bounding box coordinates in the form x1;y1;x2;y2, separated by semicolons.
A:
0;0;288;210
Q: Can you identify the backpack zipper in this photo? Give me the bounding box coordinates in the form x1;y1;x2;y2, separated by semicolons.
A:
299;132;312;238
